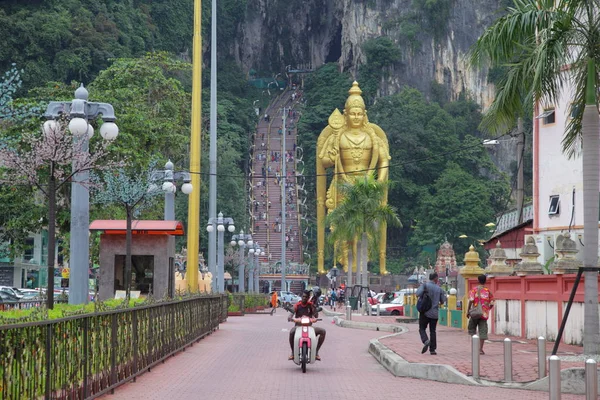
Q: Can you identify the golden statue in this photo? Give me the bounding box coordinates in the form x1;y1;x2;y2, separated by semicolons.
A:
316;81;391;275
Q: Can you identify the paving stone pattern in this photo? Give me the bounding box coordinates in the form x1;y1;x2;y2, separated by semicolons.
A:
352;314;598;383
101;312;586;399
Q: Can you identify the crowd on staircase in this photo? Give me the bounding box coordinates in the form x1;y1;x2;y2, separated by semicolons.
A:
248;87;306;292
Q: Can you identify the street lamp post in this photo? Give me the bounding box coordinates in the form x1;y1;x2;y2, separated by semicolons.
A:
248;245;255;292
162;160;193;221
281;107;289;293
247;242;264;293
231;230;252;292
44;84;119;305
255;245;265;293
207;212;235;292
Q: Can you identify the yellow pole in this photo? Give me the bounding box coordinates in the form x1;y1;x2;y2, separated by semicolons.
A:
459;245;485;330
186;0;202;293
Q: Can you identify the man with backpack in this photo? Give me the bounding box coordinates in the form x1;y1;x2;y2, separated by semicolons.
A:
416;272;446;355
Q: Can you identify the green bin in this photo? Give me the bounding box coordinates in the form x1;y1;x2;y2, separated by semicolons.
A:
349;296;358;310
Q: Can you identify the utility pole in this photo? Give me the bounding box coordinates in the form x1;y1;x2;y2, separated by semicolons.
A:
516;117;525;224
207;0;218;288
281;107;288;293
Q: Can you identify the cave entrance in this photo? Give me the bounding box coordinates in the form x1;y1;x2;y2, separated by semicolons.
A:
325;24;342;63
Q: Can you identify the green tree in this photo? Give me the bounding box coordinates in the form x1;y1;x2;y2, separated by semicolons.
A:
410;162;495;259
470;0;600;353
0;120;117;308
325;176;401;289
91;162;164;299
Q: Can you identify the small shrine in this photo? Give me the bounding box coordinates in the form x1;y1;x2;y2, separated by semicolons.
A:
91;220;185;300
514;236;544;276
486;241;513;276
551;232;582;274
434;240;459;281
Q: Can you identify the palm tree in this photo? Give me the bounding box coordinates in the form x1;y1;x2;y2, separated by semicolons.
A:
325;176;401;291
470;0;600;354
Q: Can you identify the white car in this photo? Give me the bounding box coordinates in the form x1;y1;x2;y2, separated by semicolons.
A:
371;295;406;316
0;286;24;299
276;291;301;305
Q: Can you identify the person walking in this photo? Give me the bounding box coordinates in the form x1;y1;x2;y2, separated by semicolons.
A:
467;274;495;355
271;290;278;311
416;272;446;355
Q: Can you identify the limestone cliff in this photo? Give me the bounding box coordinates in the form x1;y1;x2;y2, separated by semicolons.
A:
233;0;505;108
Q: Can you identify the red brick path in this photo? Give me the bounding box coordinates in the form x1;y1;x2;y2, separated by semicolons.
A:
100;313;586;399
351;314;596;383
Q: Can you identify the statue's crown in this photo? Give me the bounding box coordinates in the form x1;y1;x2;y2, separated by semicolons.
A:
345;81;365;110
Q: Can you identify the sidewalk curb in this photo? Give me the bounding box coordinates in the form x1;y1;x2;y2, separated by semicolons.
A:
324;307;595;393
332;316;404;333
368;335;479;386
367;332;595;394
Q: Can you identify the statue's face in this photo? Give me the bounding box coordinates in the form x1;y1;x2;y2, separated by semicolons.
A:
346;107;365;128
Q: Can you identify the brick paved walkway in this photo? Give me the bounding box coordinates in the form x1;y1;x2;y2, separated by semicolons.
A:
101;312;586;399
349;314;597;383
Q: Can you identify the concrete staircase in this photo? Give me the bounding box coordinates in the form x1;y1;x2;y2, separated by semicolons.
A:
249;88;305;291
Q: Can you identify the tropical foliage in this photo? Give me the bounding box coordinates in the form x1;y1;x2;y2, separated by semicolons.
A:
298;65;510;273
469;0;600;354
325;176;401;281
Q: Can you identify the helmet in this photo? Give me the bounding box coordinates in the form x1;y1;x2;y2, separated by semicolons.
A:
311;286;322;301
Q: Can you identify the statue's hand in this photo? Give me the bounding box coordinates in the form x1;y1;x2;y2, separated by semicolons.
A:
327;147;338;158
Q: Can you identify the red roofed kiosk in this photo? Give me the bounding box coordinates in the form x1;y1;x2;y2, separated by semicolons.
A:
90;220;184;300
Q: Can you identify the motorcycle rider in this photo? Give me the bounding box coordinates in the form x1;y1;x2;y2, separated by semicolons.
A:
288;289;326;361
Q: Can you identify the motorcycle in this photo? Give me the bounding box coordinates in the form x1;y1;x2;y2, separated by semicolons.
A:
285;304;322;373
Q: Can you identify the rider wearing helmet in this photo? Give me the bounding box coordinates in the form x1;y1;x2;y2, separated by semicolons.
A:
310;286;322;305
288;289;327;361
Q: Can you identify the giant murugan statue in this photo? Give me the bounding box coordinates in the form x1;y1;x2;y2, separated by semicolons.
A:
316;81;391;275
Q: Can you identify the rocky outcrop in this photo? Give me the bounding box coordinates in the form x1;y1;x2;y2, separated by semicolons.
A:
232;0;505;108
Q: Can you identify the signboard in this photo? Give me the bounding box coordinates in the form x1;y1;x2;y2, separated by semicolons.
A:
61;268;70;279
0;267;13;287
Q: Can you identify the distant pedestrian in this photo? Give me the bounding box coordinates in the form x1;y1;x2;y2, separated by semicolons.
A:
271;291;278;310
416;272;446;355
467;274;495;355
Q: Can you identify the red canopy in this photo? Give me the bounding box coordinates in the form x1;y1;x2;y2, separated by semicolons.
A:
89;220;185;236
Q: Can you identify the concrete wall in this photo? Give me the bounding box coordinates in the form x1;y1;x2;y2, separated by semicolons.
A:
494;299;521;337
473;275;600;345
98;234;174;301
534;83;600;264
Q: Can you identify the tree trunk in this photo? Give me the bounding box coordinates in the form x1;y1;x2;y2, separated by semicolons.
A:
347;242;353;290
361;232;368;287
582;103;600;354
125;206;133;301
46;173;56;310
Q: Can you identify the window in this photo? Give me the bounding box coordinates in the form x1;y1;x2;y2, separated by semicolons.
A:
23;237;34;262
548;195;560;215
537;108;556;125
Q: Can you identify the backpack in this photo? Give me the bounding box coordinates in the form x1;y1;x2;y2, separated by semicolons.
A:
417;284;433;313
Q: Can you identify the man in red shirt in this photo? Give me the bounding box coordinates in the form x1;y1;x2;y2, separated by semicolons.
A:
288;290;326;361
467;274;495;355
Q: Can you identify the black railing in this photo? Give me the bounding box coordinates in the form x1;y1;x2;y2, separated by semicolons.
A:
0;294;227;399
0;298;68;311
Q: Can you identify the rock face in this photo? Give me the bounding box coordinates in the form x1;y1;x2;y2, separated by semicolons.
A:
233;0;505;108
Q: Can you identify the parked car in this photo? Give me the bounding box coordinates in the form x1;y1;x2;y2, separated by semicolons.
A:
0;286;24;299
371;295;405;316
274;291;301;306
18;289;44;300
0;290;20;303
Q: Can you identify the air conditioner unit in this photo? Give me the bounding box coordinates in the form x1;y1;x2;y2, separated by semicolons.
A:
573;232;585;263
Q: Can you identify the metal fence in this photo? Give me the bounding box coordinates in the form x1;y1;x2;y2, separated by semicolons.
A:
0;298;68;311
0;294;227;399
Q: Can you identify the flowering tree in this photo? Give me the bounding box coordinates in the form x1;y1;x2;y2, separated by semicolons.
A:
91;162;164;299
0;120;118;308
0;65;42;124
